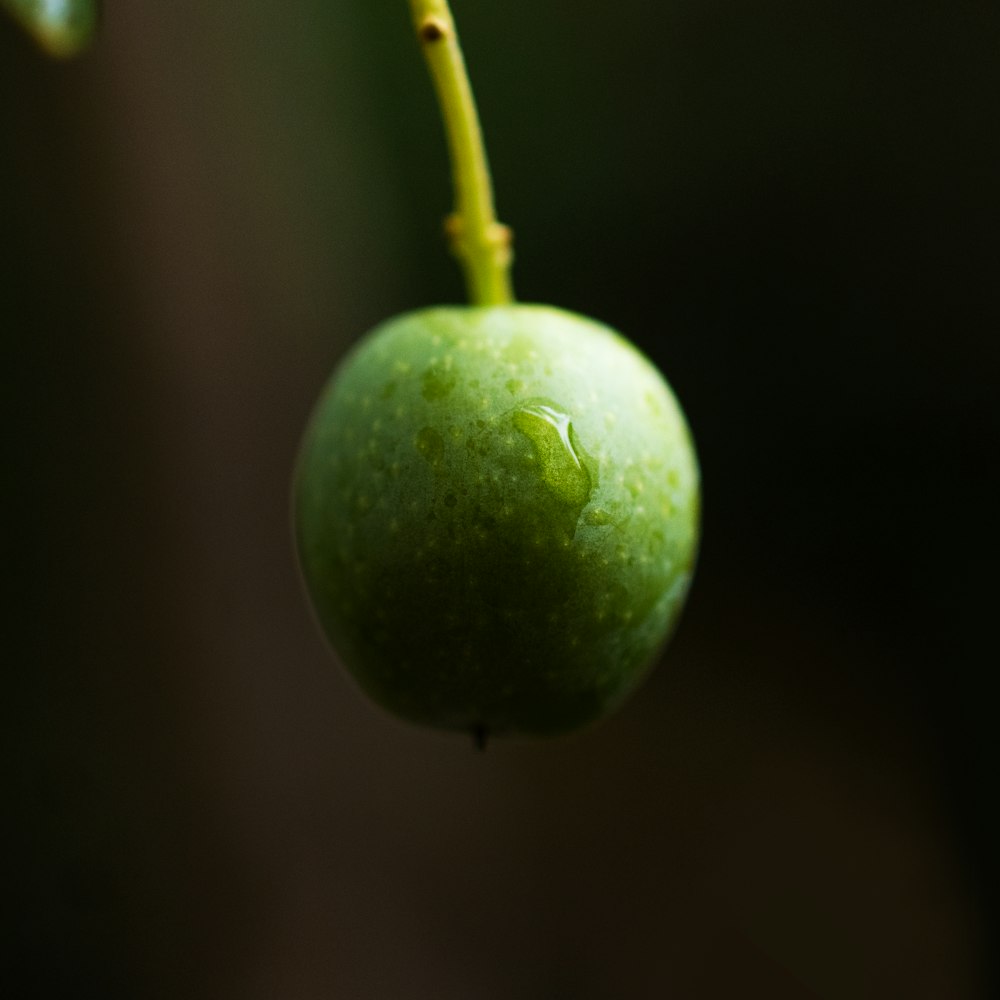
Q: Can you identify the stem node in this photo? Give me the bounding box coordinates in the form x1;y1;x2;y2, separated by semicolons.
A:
418;16;449;44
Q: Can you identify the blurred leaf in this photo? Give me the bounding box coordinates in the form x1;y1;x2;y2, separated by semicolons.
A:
1;0;98;58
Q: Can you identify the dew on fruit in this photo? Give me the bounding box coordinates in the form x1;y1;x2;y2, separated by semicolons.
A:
512;402;592;509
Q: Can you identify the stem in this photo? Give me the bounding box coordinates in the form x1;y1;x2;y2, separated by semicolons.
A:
407;0;514;306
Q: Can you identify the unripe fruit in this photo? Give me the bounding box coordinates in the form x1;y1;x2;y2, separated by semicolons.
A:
294;304;699;736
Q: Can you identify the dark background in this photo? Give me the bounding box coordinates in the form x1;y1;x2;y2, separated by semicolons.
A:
2;1;997;997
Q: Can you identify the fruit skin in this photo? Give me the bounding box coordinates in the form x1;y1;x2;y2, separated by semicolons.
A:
294;304;700;736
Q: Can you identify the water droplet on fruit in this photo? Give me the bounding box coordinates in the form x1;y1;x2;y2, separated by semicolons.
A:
513;402;594;511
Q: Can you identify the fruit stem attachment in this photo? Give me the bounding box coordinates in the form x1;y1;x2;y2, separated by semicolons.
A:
408;0;514;306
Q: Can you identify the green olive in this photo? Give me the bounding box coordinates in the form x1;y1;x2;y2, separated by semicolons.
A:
294;304;700;737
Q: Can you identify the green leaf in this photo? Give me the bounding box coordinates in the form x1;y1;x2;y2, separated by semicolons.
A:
1;0;98;58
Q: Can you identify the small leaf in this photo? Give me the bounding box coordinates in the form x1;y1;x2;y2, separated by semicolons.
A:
2;0;99;58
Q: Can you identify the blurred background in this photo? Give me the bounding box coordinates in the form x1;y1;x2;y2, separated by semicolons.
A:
2;1;997;997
